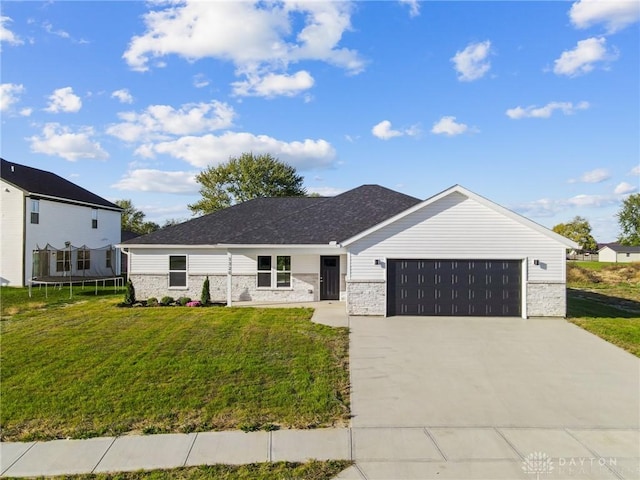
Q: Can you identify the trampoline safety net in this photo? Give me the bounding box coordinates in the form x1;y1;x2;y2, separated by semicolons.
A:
32;243;117;280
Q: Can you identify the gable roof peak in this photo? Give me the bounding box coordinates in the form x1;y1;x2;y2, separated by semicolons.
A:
1;158;120;210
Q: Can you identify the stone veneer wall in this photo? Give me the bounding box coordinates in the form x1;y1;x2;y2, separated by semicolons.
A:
526;282;567;317
347;280;385;316
129;273;318;303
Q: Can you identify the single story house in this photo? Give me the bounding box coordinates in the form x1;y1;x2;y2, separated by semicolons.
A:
598;243;640;263
120;184;578;317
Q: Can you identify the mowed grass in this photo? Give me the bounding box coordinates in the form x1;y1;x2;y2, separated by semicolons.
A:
0;294;350;441
1;283;123;318
567;262;640;357
3;461;353;480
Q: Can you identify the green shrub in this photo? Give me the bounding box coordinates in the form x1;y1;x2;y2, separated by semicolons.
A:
147;297;159;307
160;296;174;306
177;296;191;306
201;276;211;305
124;280;136;305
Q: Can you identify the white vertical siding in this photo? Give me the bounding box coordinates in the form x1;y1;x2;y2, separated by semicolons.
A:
0;180;25;286
348;192;567;283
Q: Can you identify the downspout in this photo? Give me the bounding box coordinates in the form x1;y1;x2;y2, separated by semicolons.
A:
22;194;27;286
226;250;232;307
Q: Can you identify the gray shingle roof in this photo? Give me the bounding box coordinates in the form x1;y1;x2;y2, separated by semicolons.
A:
1;158;120;210
123;185;421;245
599;243;640;254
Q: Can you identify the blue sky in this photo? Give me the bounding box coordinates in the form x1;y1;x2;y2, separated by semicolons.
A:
1;0;638;242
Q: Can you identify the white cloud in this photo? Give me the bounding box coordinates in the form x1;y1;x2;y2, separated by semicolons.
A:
614;182;637;195
506;101;590;119
20;107;33;117
28;123;108;161
630;165;640;176
431;116;469;136
138;131;336;170
123;1;364;97
399;0;420;18
232;70;315;97
553;37;618;77
307;186;345;196
569;0;640;33
371;120;420;140
0;16;23;46
193;73;210;88
514;182;634;218
569;168;611;184
111;88;134;104
45;87;82;113
112;169;197;194
42;21;70;39
0;83;25;111
372;120;402;140
451;40;492;82
106;101;236;142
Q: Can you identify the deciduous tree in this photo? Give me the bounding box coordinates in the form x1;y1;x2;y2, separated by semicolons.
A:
617;193;640;246
188;153;306;216
115;199;160;235
552;216;597;251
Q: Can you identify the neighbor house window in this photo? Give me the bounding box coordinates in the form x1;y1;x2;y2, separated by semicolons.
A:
30;199;39;224
91;209;98;229
169;255;187;288
257;256;272;287
106;250;112;269
77;250;90;270
56;251;70;272
256;255;291;288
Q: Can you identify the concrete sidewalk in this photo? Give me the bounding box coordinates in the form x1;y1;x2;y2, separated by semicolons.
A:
0;428;351;477
3;426;639;478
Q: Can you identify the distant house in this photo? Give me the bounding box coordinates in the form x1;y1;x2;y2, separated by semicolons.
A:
120;184;578;318
0;158;122;287
598;243;640;263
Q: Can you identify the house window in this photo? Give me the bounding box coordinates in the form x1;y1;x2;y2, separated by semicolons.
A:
106;250;112;268
56;251;70;272
276;256;291;287
257;256;272;287
169;255;187;288
30;199;39;224
256;255;291;288
77;250;90;270
91;209;98;229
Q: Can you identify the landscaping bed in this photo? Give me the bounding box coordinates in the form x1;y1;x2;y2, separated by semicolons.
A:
0;294;350;441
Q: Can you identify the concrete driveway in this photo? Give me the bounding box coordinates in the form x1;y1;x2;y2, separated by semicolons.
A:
344;316;640;479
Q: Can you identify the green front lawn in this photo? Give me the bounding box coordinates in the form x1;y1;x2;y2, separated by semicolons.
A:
0;296;350;441
567;262;640;358
8;461;353;480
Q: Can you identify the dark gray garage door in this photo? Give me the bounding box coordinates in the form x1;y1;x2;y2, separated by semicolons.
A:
387;259;522;317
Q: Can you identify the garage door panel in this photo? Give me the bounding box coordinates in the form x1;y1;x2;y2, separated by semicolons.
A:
387;259;521;317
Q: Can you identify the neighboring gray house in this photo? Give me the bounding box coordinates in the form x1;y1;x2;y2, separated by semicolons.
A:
598;243;640;263
120;185;578;317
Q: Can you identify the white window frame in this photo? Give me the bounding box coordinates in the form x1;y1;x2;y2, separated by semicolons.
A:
256;255;292;289
169;255;188;289
91;208;98;229
30;199;39;224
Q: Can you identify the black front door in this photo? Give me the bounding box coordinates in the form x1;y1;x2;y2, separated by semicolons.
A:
320;256;340;300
